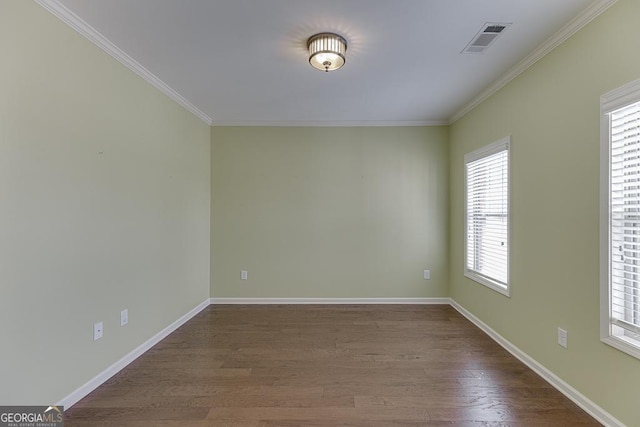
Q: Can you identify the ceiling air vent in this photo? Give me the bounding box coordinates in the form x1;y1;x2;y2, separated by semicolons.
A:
462;22;511;54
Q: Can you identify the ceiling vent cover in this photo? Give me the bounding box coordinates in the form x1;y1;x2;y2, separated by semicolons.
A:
462;22;511;54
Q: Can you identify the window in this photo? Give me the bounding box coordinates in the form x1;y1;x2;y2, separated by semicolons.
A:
601;79;640;359
464;137;510;296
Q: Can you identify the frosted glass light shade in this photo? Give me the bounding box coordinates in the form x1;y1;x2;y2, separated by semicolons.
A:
307;33;347;72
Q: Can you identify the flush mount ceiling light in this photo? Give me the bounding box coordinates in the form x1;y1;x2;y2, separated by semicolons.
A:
307;33;347;72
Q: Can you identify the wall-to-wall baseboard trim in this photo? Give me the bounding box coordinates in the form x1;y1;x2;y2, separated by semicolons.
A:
57;296;624;426
212;120;449;127
57;298;211;409
449;300;624;427
59;297;447;408
210;297;451;305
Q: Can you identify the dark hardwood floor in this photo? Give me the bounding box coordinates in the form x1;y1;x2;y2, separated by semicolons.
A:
65;305;600;426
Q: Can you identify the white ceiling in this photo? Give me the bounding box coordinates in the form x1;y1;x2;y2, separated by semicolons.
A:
43;0;609;126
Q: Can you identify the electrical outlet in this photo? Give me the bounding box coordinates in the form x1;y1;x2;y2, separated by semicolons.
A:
120;309;128;326
558;327;568;349
93;321;103;341
241;270;248;280
423;270;431;280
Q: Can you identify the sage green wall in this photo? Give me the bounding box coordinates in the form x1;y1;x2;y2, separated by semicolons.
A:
449;1;640;425
0;2;210;404
211;126;448;298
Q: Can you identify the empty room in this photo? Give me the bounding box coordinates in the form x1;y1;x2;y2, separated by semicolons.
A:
2;0;639;426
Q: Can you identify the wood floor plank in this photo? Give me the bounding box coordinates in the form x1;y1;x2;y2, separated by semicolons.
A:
64;305;601;426
206;407;432;422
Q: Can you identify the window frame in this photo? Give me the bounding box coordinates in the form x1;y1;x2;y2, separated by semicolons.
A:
600;79;640;360
464;136;511;297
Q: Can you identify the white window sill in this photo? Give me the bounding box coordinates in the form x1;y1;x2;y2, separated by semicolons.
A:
465;270;510;297
601;335;640;361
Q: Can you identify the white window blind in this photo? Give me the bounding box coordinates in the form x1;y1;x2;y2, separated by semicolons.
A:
601;79;640;360
609;100;640;337
464;138;510;295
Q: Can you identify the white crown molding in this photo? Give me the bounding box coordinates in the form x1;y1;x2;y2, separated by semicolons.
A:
34;0;618;129
449;0;619;124
210;297;452;305
35;0;213;125
212;120;449;127
450;300;624;427
57;298;210;409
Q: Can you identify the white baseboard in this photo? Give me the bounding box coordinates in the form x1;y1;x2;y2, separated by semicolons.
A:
59;296;446;409
210;297;451;305
449;300;624;427
57;296;624;427
57;298;211;409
